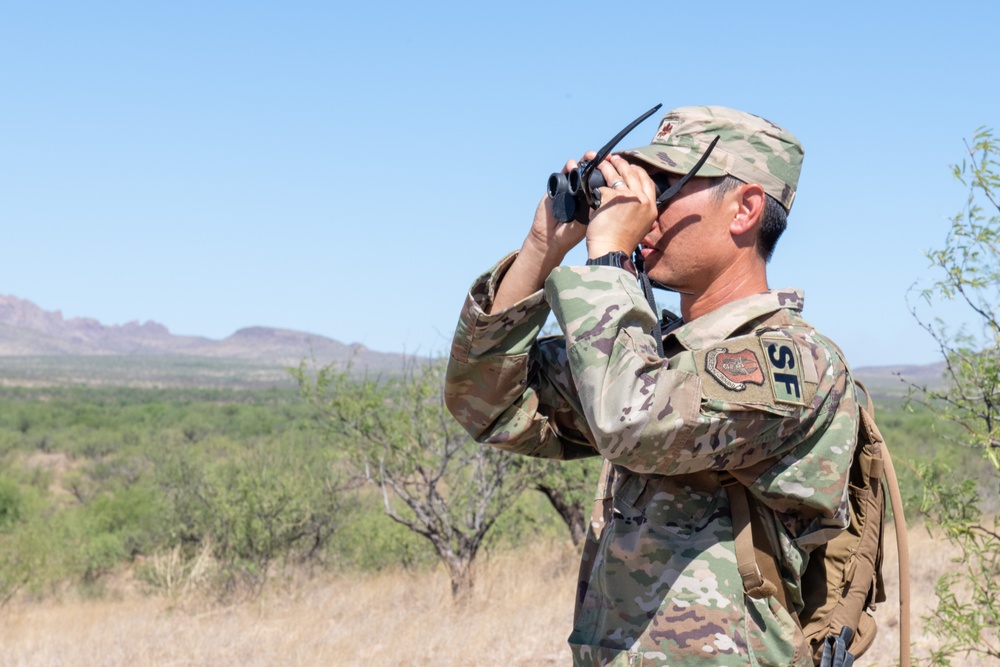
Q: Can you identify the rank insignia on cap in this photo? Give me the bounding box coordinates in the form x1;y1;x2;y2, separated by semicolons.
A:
705;347;765;391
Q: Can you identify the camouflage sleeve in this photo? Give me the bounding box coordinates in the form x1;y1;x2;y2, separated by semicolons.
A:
543;266;852;478
444;253;598;460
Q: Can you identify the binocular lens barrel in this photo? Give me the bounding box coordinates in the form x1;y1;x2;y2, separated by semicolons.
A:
548;165;612;200
565;168;606;195
583;170;605;193
567;168;582;195
546;172;567;198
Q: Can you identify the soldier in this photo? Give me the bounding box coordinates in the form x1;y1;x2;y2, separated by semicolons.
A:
445;106;858;666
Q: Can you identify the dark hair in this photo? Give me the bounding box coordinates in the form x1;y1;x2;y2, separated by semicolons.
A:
710;175;787;263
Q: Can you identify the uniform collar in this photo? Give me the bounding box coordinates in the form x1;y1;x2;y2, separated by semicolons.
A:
666;288;804;351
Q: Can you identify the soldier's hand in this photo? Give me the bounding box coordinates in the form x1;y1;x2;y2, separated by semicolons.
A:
585;154;659;258
489;153;593;313
524;154;591;261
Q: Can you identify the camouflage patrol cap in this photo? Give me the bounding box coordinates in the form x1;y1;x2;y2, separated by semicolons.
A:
619;105;804;212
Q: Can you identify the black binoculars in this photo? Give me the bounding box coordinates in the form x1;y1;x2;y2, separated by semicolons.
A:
545;104;719;225
547;162;674;225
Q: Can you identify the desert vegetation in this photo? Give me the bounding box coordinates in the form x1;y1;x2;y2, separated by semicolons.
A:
0;375;993;666
0;516;994;666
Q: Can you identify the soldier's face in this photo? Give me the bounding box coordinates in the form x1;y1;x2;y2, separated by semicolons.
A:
639;174;740;293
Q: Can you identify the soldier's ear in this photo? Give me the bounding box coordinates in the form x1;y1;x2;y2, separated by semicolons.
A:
729;183;766;236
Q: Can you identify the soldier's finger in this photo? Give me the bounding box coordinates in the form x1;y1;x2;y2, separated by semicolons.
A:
607;156;641;191
564;150;599;175
594;159;625;194
622;159;657;203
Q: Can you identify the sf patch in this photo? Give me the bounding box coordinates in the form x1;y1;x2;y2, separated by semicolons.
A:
695;333;813;412
760;333;806;406
705;347;764;391
697;338;778;409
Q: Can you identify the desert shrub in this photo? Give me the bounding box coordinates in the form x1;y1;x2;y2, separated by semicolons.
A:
149;430;348;599
0;521;56;603
873;399;986;516
0;475;25;530
906;127;1000;664
484;485;572;550
331;493;435;572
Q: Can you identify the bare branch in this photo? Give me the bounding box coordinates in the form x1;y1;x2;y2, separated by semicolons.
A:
298;356;530;600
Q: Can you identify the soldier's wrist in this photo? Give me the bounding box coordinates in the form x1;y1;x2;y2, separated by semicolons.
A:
585;251;637;278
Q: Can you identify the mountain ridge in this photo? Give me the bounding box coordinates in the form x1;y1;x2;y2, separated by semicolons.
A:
0;294;406;371
0;294;946;392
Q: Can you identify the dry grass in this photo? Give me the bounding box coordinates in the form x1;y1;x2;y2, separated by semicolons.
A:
0;540;580;667
0;526;990;667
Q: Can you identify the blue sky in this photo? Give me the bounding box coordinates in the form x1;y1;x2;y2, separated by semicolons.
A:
2;1;997;368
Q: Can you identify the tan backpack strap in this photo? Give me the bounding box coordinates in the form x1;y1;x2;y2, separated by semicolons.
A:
857;379;911;667
722;476;793;612
855;379;876;415
881;437;911;667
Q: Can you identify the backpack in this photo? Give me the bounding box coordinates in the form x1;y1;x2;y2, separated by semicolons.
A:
725;381;911;666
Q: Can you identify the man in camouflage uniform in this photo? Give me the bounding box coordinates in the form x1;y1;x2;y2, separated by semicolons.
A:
445;106;858;666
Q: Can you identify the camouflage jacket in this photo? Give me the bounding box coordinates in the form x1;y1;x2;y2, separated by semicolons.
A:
445;252;858;667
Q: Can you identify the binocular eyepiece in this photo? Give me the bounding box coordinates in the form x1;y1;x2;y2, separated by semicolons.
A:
546;162;607;225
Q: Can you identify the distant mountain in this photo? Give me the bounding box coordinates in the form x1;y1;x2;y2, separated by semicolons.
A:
0;294;950;393
0;294;410;372
852;361;948;398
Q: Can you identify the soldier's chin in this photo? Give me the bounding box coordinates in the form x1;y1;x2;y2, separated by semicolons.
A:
647;267;693;295
642;257;668;281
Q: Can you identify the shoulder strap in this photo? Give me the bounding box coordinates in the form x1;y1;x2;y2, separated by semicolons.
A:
856;381;911;667
722;476;793;610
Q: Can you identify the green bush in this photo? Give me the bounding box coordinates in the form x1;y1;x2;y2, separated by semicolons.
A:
147;428;349;598
0;521;56;603
874;398;994;518
0;382;982;606
330;498;434;572
0;476;25;531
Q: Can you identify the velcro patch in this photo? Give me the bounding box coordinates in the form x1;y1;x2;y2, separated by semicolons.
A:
759;333;806;406
695;338;785;410
705;347;765;391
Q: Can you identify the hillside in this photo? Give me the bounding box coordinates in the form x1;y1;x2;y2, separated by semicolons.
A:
0;295;413;387
0;293;949;390
852;361;947;398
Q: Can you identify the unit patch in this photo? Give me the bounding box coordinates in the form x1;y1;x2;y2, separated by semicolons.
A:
759;333;806;406
705;347;765;391
694;332;816;412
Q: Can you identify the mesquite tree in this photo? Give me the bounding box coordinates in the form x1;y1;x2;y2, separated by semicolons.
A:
295;358;528;601
908;127;1000;665
530;457;602;546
